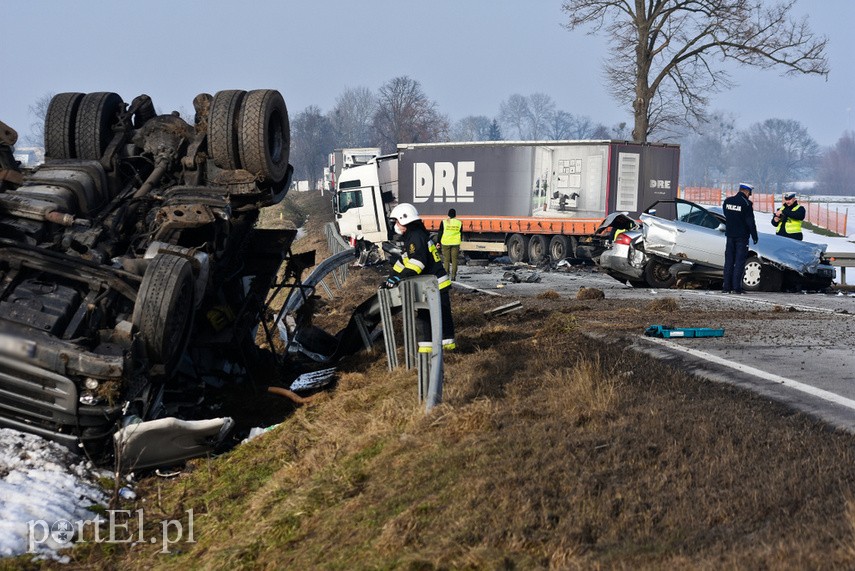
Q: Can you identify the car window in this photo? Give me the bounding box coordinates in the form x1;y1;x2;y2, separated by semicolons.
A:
676;202;720;229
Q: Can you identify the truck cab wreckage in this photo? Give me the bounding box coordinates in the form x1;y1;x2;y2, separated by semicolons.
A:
0;90;360;469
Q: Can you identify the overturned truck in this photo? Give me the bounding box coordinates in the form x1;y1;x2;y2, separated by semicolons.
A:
0;89;302;466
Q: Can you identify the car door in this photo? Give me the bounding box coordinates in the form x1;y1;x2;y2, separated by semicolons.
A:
671;201;727;266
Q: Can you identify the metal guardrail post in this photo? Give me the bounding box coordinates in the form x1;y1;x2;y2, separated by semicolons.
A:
377;287;401;370
377;275;444;411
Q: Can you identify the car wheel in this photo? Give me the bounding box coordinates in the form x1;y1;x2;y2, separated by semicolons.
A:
75;92;124;160
208;89;246;170
132;254;195;376
743;256;783;292
528;235;548;264
644;259;676;288
548;235;569;262
507;233;529;263
238;89;290;183
44;92;84;160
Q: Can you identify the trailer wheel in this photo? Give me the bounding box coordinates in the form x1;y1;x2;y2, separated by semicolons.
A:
743;256;783;292
208;90;246;170
44;92;84;160
507;234;529;264
75;92;124;160
548;235;570;263
238;89;290;183
528;235;548;264
644;259;676;289
131;254;195;377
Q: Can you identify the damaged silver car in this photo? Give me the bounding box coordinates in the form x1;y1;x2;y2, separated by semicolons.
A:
637;199;835;291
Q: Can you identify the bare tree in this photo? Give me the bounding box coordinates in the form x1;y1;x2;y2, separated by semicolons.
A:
729;118;818;192
679;111;736;185
25;92;54;147
291;105;335;190
329;86;377;148
373;76;449;153
451;115;493;141
561;0;829;142
546;110;575;140
528;93;556;140
815;131;855;196
499;94;531;140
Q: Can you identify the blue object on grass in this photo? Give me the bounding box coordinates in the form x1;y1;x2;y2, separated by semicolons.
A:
644;324;724;338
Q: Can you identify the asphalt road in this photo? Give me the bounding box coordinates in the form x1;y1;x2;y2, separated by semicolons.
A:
454;262;855;432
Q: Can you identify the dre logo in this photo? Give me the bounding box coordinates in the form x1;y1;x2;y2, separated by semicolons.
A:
649;179;672;189
413;161;475;203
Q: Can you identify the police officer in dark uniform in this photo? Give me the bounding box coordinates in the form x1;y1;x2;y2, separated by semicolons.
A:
383;203;455;351
722;183;758;294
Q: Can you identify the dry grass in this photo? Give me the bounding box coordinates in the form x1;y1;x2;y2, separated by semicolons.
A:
32;190;855;570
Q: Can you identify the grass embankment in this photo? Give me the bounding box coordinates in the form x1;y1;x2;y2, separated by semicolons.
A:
28;191;855;569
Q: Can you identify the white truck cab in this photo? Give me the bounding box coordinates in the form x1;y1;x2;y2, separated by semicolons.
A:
334;154;399;245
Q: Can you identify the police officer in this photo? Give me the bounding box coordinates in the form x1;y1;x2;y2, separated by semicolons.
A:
437;208;462;281
383;203;455;351
722;183;758;294
772;191;805;240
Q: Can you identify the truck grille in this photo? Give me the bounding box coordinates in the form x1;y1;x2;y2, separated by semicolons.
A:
0;355;78;423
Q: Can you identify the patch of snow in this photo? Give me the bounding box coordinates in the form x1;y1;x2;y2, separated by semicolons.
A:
0;428;107;560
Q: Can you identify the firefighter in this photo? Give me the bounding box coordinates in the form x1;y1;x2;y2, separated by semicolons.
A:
772;191;805;240
437;208;462;281
382;203;455;352
722;183;758;294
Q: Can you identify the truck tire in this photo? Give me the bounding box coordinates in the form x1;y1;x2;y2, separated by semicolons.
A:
208;90;246;170
743;256;783;292
44;92;84;160
238;89;290;183
644;259;676;289
548;235;570;263
132;254;195;377
507;234;529;264
75;92;124;160
528;235;548;264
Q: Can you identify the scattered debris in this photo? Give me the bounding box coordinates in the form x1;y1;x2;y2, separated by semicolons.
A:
644;324;724;338
646;297;679;312
268;386;318;405
290;367;337;391
577;287;605;300
537;290;560;300
484;301;523;318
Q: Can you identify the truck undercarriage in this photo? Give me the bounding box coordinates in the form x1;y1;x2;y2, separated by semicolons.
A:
0;90;330;467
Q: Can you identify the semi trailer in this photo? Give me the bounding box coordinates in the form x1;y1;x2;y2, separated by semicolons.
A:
333;140;680;263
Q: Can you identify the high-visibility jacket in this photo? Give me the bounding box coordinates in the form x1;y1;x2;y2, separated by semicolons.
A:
774;203;804;235
439;218;462;246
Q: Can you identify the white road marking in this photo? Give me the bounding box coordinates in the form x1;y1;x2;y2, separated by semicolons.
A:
641;335;855;411
680;290;848;315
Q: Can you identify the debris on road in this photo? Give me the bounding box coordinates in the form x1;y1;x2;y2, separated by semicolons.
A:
644;325;724;338
484;301;523;318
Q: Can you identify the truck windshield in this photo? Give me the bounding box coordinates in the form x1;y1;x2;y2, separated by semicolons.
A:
338;189;364;213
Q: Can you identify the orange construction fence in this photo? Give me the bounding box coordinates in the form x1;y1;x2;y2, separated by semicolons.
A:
679;186;848;236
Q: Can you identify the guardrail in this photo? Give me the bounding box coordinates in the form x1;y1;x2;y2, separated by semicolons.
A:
826;252;855;285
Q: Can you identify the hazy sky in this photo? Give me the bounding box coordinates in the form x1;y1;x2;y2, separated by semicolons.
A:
4;1;853;148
